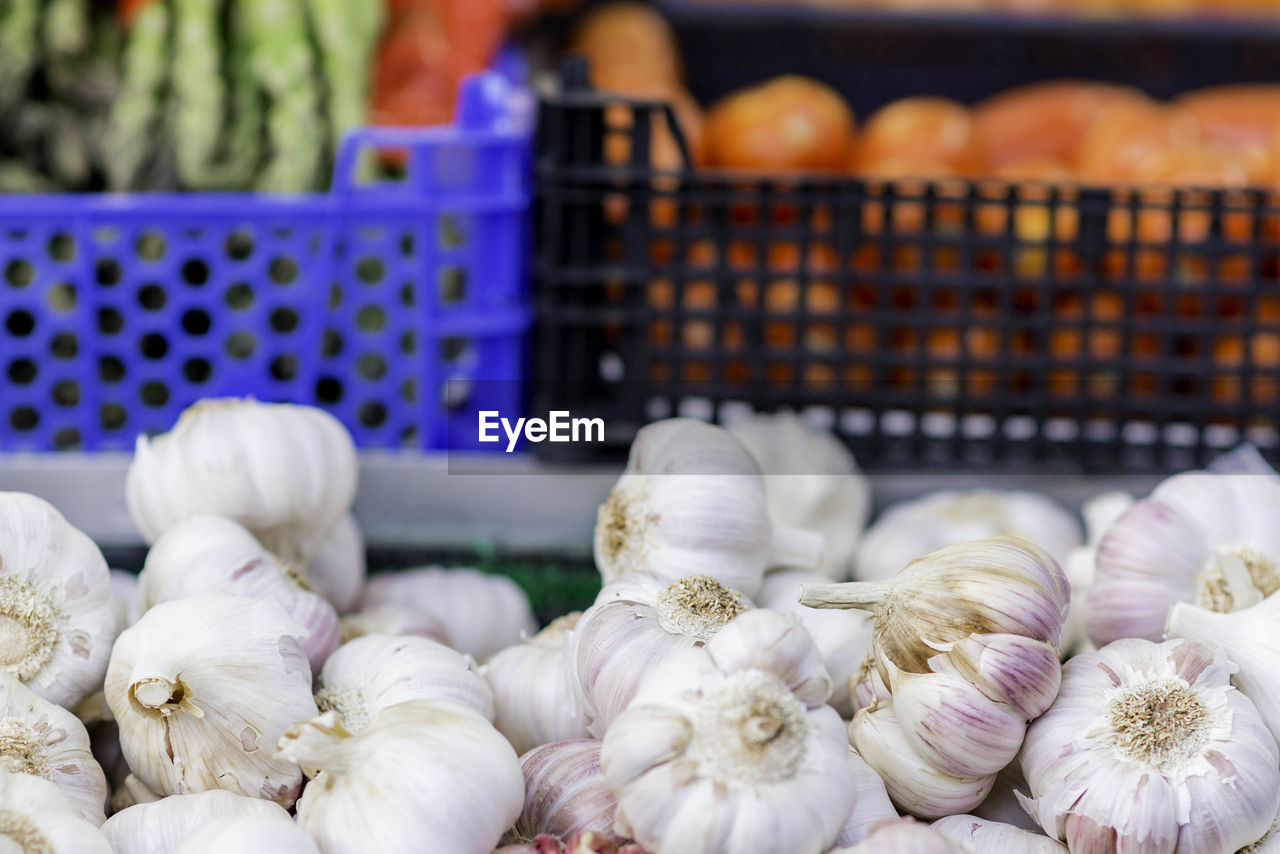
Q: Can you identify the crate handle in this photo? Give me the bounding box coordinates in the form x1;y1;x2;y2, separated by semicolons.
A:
332;72;533;194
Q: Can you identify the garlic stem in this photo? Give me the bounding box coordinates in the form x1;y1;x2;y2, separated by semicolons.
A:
769;525;826;571
797;580;890;611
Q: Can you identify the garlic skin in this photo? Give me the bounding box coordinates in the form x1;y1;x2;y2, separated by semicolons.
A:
125;398;358;565
338;605;449;644
486;614;589;754
304;513;366;614
110;570;142;630
0;673;107;826
105;593;317;806
1167;591;1280;745
601;609;855;854
511;740;619;843
1088;472;1280;647
756;569;873;717
931;815;1066;853
852;489;1082;583
726;412;871;580
315;633;494;732
1021;638;1280;854
359;567;537;661
805;537;1068;818
830;818;966;854
278;702;523;854
0;768;113;853
595;418;824;598
174;812;320;854
102;789;290;854
139;515;340;671
1060;491;1134;657
0;492;117;709
830;747;898;848
571;572;753;739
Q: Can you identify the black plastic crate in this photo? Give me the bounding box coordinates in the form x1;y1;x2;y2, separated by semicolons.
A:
532;68;1280;473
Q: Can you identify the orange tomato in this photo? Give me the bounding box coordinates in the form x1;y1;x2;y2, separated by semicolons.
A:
852;97;981;176
1074;100;1201;183
1177;85;1280;152
569;2;682;89
703;76;856;173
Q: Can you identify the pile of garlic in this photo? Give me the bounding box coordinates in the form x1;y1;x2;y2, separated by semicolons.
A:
7;395;1280;854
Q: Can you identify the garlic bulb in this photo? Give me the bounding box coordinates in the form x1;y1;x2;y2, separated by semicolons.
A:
139;515;340;670
1060;491;1134;657
931;815;1066;853
511;740;619;843
304;513;366;614
338;605;449;644
1021;638;1280;853
726;411;871;580
359;567;537;661
174;812;320;854
105;593;317;806
0;768;112;853
125;398;358;565
278;702;523;854
571;572;753;738
756;569;873;717
497;834;645;854
830;818;966;854
852;489;1081;583
102;789;290;854
804;537;1068;818
1167;590;1280;744
315;633;494;732
0;491;116;709
830;747;898;848
1088;472;1280;646
0;673;106;825
601;608;854;854
595;417;823;597
486;614;589;754
110;569;142;630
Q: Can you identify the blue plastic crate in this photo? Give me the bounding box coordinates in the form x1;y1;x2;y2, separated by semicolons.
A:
0;72;532;453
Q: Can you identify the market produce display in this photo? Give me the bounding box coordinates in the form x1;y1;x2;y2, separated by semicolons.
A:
1;396;1278;852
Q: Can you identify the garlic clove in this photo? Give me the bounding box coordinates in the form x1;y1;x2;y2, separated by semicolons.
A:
139;515;341;671
850;658;890;714
924;634;1062;721
303;512;366;614
173;812;321;854
103;789;290;854
830;747;899;848
830;817;968;853
0;768;113;852
849;703;993;819
338;605;449;644
486;614;589;754
511;740;620;843
315;633;494;732
0;491;118;710
359;567;537;662
0;672;108;826
105;593;318;806
931;815;1066;853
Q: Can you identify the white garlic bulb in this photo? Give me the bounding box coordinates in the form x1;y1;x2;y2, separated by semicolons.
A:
726;411;871;580
830;819;966;854
338;605;449;644
315;633;494;732
278;702;523;854
102;789;290;854
1021;638;1280;853
1088;472;1280;646
571;572;753;738
138;515;340;670
852;489;1081;583
1059;491;1133;657
511;739;619;843
595;418;823;597
1167;590;1280;745
756;568;873;717
174;812;320;854
0;768;112;852
486;614;589;754
359;567;537;661
805;537;1068;818
601;608;854;854
830;747;898;848
0;492;117;709
110;569;142;630
125;398;358;565
931;815;1065;853
0;673;106;826
105;593;317;806
304;513;366;614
